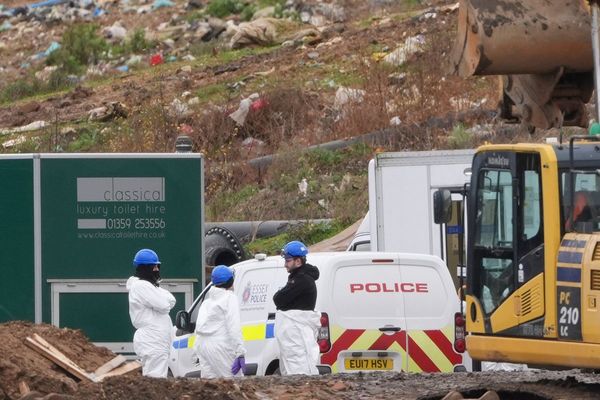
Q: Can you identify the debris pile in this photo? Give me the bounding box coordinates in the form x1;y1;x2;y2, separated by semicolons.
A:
0;321;128;399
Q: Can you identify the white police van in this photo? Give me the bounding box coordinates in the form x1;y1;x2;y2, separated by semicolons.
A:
168;251;469;377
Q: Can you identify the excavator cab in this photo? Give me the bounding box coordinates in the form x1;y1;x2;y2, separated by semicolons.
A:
444;139;600;369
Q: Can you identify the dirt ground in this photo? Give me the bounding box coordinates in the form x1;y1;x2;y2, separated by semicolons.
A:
2;322;600;400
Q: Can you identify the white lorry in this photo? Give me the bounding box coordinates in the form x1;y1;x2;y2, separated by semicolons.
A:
169;251;469;377
348;150;474;288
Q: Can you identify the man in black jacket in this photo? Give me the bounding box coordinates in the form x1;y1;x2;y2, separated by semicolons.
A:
272;241;321;375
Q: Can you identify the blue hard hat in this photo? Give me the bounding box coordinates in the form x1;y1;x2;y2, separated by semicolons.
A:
133;249;161;267
212;265;234;285
281;241;308;258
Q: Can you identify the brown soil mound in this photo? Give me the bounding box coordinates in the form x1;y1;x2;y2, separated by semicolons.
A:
2;321;600;400
0;321;120;399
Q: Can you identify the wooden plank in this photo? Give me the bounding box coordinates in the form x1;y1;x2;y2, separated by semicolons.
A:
32;334;95;371
30;334;89;375
95;361;141;382
24;336;92;381
93;355;126;377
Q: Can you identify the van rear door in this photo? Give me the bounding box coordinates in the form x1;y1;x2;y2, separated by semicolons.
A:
324;256;408;372
234;258;287;375
400;255;463;372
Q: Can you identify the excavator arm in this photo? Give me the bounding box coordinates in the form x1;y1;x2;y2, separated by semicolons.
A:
451;0;594;130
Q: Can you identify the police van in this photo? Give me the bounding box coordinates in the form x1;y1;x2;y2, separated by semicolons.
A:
169;251;469;377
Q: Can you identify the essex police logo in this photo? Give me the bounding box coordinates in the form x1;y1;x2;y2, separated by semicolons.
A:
242;281;252;304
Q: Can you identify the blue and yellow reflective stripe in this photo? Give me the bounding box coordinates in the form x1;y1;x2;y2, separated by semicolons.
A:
172;334;197;349
172;322;274;350
242;322;275;341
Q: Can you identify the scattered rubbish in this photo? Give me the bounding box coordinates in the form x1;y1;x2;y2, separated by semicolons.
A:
152;0;174;10
103;22;127;42
254;67;275;77
333;86;365;110
43;41;61;57
241;136;266;158
28;0;70;9
383;35;426;66
178;123;194;135
88;102;128;121
150;53;164;66
250;98;268;112
115;65;129;72
229;93;260;126
0;121;47;136
170;98;190;117
298;178;308;197
390;116;402;126
0;21;13;32
229;18;319;49
126;55;143;66
2;135;27;149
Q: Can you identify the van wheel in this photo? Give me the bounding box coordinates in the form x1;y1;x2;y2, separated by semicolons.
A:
265;360;280;375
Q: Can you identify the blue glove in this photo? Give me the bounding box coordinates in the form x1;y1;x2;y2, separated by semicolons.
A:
231;356;246;375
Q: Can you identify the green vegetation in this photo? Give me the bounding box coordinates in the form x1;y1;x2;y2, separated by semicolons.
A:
206;184;260;220
244;220;347;256
448;123;473;149
206;0;246;18
111;28;155;56
0;72;74;104
47;24;107;75
1;79;44;103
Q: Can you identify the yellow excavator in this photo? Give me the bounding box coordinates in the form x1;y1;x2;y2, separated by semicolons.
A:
436;137;600;369
434;0;600;369
451;0;595;131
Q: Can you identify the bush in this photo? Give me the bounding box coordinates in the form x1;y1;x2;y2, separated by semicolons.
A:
128;28;152;53
448;123;473;149
1;79;43;103
47;24;107;74
206;0;244;18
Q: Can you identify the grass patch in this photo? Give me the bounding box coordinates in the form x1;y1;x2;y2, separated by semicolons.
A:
206;184;260;220
206;0;245;18
196;82;231;103
448;123;473;149
0;71;75;104
244;220;347;256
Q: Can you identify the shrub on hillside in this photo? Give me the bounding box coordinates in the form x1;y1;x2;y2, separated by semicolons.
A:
47;24;107;74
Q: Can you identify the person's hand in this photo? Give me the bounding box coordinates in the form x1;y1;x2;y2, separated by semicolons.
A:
231;356;246;375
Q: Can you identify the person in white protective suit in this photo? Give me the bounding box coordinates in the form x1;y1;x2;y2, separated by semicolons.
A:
194;265;246;378
273;241;321;376
126;248;176;378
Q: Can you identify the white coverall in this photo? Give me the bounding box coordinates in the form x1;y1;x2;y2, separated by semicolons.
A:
126;276;176;378
275;309;321;375
194;286;246;378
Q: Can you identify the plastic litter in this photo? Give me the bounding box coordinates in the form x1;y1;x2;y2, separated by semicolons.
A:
150;53;164;66
44;41;61;57
152;0;174;10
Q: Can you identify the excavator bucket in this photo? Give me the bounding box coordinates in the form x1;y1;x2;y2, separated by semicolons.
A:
451;0;594;130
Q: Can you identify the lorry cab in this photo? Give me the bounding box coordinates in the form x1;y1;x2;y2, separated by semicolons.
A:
169;251;470;377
